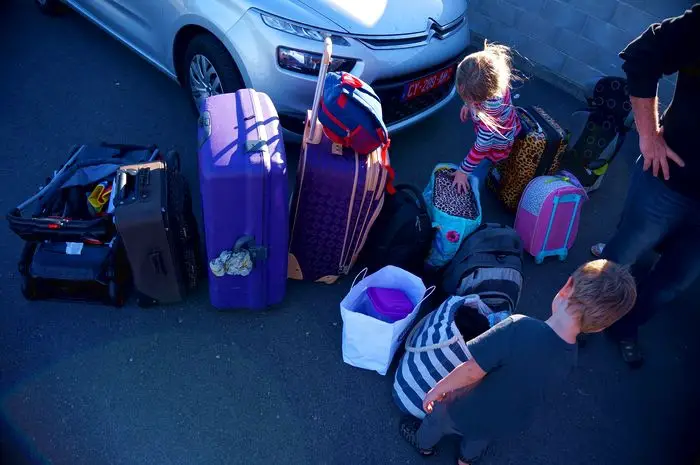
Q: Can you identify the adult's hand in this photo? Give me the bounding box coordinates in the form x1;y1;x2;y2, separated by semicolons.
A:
640;127;685;180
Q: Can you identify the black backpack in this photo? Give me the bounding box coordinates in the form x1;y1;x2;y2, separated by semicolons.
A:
442;223;524;313
362;184;434;274
561;76;634;192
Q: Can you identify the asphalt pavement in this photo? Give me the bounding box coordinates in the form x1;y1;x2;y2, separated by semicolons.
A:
1;1;699;464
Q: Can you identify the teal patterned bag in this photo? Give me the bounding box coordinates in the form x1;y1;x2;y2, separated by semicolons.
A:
423;163;482;268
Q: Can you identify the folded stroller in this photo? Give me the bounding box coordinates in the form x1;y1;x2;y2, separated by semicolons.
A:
7;143;172;306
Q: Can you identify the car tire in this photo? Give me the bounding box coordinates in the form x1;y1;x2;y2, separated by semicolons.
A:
35;0;65;15
182;33;244;113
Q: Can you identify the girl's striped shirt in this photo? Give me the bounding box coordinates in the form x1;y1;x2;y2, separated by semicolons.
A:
460;88;521;173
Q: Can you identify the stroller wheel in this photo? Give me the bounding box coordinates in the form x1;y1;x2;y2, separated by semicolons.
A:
21;276;39;301
108;280;126;308
19;242;38;275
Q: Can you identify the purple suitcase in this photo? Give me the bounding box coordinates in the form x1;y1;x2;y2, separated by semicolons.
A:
198;90;289;309
288;39;388;284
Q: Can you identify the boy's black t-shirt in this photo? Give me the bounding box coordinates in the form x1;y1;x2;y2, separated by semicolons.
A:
448;315;577;439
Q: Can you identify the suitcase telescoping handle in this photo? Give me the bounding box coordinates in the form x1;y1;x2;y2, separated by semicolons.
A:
114;167;150;203
115;170;128;202
516;107;544;134
308;37;333;143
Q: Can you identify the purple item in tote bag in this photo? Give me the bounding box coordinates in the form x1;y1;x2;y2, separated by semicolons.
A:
365;287;414;322
288;38;388;284
198;90;289;309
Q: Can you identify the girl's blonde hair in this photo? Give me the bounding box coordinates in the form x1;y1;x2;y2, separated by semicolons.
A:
456;40;513;104
456;41;514;136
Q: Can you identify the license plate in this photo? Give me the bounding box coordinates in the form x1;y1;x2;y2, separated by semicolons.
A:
401;65;456;101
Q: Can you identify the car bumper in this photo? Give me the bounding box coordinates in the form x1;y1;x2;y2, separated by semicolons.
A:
224;10;469;136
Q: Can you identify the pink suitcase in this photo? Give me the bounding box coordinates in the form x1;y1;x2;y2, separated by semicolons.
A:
288;38;390;284
514;172;587;264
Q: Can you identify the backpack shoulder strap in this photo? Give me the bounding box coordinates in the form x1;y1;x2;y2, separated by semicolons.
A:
394;183;429;213
379;184;430;245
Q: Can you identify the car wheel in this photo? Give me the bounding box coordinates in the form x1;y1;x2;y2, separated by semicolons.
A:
35;0;65;15
183;33;244;113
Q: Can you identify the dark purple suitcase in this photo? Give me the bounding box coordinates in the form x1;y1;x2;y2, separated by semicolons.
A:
288;39;388;284
198;90;289;309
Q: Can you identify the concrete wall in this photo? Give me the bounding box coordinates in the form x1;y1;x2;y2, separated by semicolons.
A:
469;0;692;104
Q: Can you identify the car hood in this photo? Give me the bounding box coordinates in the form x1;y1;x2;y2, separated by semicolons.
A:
293;0;467;36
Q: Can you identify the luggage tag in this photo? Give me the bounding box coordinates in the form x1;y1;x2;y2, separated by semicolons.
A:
106;174;118;214
65;242;84;255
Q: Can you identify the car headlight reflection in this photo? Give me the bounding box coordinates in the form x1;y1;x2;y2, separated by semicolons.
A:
277;47;356;75
261;13;351;46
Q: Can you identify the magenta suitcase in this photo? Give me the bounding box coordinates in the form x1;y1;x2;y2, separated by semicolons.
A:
288;39;389;284
514;172;587;264
198;90;289;309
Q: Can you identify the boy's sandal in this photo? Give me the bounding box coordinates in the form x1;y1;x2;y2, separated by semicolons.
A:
618;338;644;368
399;417;436;457
459;449;489;464
590;242;606;258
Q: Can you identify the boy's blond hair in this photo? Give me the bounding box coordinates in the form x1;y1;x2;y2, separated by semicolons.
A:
568;259;637;333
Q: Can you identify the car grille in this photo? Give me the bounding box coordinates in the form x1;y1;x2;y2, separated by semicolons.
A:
374;53;464;125
357;15;466;49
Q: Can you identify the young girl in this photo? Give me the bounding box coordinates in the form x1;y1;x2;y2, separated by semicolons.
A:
453;42;521;194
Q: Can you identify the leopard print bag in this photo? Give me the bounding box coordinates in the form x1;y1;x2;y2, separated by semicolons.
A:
488;106;569;212
433;169;480;219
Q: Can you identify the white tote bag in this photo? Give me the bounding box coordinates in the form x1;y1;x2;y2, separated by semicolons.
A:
340;265;435;375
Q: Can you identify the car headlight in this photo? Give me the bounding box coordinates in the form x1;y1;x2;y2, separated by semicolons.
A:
261;13;350;46
278;47;356;76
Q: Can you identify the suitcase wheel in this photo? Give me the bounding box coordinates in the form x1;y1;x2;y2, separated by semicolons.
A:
107;280;126;308
136;293;158;308
21;276;39;301
163;150;181;172
183;246;200;290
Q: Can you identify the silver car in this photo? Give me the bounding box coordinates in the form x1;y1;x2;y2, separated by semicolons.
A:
36;0;469;135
